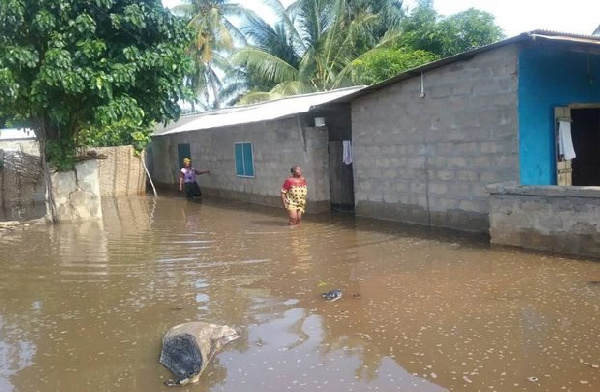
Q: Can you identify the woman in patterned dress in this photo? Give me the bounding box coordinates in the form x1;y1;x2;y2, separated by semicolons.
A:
281;166;307;225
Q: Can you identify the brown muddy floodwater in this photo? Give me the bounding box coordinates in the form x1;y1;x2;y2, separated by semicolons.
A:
0;196;599;392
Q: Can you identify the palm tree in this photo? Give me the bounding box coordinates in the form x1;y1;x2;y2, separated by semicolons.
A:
346;0;405;50
172;0;252;109
231;0;403;103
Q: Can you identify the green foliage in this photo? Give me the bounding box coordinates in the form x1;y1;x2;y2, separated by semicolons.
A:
77;124;152;154
45;139;77;171
398;0;505;57
0;0;193;170
233;0;504;101
232;0;404;102
351;48;439;85
76;96;152;153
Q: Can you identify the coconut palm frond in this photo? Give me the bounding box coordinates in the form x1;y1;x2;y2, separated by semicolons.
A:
325;12;378;68
237;91;273;105
375;27;403;48
269;80;317;98
241;10;275;45
230;48;300;85
297;46;318;84
170;3;194;17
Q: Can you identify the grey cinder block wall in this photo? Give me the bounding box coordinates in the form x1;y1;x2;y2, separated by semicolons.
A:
151;115;331;212
488;184;600;257
351;45;520;232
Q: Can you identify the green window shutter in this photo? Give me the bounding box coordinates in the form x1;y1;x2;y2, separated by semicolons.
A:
242;143;254;177
234;143;244;176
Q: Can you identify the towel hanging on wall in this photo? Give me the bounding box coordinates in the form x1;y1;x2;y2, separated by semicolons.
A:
558;121;576;160
342;140;353;165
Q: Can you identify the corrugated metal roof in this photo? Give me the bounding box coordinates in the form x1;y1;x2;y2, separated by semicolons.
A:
155;85;365;136
527;29;600;42
319;30;600;105
0;128;35;141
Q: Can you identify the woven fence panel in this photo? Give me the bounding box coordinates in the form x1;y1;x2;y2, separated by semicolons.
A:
96;146;146;196
0;148;44;209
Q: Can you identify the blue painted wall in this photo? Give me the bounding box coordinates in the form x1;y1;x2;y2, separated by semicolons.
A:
519;47;600;185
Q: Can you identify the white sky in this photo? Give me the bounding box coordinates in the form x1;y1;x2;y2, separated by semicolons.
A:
162;0;600;38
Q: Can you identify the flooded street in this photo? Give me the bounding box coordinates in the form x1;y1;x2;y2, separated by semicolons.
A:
0;196;598;392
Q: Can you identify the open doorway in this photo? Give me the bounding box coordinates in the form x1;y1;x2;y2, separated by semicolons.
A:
329;141;355;212
571;108;600;185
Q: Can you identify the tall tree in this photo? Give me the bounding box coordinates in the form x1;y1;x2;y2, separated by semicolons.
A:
345;0;405;51
172;0;252;109
232;0;400;103
0;0;191;219
398;0;504;57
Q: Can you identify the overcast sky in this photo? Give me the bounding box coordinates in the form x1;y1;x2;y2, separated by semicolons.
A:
162;0;600;37
403;0;600;37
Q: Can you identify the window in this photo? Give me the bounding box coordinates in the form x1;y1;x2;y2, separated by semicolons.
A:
234;142;255;177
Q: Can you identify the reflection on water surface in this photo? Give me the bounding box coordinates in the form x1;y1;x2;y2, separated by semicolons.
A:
0;196;598;391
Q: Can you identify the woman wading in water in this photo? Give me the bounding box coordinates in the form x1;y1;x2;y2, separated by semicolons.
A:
281;166;307;225
179;158;210;199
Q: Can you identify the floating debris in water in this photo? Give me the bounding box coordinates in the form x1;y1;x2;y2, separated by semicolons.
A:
322;289;342;301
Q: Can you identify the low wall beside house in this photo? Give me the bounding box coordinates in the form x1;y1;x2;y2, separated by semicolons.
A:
48;145;147;222
95;145;147;196
51;159;103;222
0;143;146;222
488;183;600;257
0;140;46;221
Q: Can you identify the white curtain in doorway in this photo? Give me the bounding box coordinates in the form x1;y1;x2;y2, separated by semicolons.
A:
342;140;353;165
558;121;576;160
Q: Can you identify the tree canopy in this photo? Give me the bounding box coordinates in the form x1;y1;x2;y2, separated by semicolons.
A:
230;0;404;103
351;48;439;85
398;0;504;58
0;0;192;169
223;0;504;102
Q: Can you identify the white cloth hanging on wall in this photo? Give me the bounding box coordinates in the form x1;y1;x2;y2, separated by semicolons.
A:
342;140;353;165
558;121;576;160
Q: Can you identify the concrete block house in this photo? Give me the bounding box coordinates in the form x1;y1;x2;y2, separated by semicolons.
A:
346;30;600;256
150;86;363;213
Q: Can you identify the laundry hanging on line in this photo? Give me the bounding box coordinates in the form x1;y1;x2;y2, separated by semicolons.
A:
342;140;353;165
558;120;576;161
